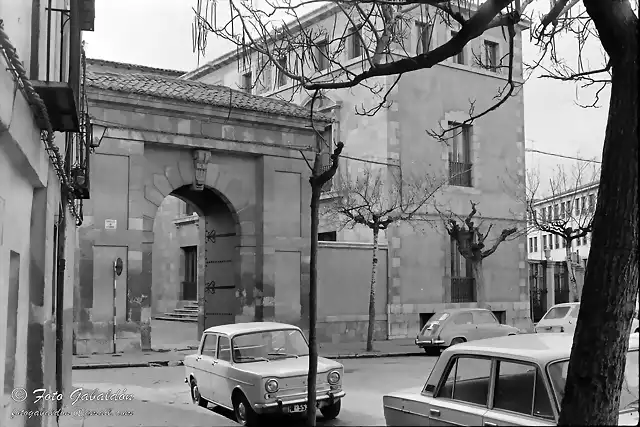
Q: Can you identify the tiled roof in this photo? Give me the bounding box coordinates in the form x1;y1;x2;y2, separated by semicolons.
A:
86;58;186;77
86;70;331;122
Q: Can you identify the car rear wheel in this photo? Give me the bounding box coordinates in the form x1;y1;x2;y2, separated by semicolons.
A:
320;399;341;420
450;337;466;346
190;379;207;408
233;392;260;426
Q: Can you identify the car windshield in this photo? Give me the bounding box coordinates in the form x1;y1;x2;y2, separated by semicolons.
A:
542;306;572;320
231;329;309;363
548;350;639;412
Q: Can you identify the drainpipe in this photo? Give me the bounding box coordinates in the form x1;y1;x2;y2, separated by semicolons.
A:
55;194;67;421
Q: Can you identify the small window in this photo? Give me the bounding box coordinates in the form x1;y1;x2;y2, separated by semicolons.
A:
543;235;548;250
483;40;498;72
348;27;362;59
242;71;252;93
575;201;580;216
217;336;231;362
474;311;499;325
565;201;572;218
318;231;337;241
554;235;559;249
533;237;538;252
276;56;287;87
588;194;595;212
454;312;473;325
547;206;552;220
316;40;329;71
582;235;587;245
201;334;218;358
528;238;533;253
451;31;464;64
542;306;571;320
553;204;559;219
437;357;491;406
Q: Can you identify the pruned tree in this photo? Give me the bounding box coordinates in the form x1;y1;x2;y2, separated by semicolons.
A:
524;162;600;302
439;201;518;307
299;97;344;424
323;164;446;352
192;0;639;424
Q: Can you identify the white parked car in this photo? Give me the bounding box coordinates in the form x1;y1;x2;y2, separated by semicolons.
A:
383;333;639;426
535;303;580;334
184;322;345;426
536;302;640;334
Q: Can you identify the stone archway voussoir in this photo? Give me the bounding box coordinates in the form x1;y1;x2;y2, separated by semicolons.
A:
178;159;194;186
144;185;164;207
153;173;174;198
164;165;185;190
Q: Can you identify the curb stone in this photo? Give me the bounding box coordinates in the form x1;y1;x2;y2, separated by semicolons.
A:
72;351;426;370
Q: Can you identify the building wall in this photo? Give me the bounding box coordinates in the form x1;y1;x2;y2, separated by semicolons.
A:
76;85;326;352
316;242;388;343
187;5;530;337
1;0;82;423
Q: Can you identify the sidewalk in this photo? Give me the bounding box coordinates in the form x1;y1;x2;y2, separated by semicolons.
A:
73;320;423;369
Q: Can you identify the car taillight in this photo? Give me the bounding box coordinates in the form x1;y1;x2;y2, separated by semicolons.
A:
560;326;565;332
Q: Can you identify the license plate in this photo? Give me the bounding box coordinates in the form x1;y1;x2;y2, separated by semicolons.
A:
290;404;307;413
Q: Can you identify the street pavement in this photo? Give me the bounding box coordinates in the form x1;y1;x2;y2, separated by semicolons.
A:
60;355;438;426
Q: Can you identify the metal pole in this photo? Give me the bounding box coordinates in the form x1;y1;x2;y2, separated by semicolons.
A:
113;260;117;353
46;0;52;81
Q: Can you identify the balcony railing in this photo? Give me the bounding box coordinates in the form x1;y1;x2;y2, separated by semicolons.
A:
449;161;473;187
451;277;476;303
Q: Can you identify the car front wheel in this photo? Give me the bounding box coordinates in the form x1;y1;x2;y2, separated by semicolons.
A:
190;379;207;408
320;399;341;420
233;393;260;426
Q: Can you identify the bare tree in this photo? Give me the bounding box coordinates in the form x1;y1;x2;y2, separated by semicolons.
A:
438;201;518;307
524;163;600;302
192;0;639;424
323;164;446;352
299;130;343;426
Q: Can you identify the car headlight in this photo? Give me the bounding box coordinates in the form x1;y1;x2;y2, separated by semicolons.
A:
327;370;341;385
265;379;279;393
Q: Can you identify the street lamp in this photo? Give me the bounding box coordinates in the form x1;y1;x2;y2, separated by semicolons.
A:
89;120;108;149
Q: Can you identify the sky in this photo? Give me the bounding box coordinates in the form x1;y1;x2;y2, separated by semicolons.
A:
83;0;610;195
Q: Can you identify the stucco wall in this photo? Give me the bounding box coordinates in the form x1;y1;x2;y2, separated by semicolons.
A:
316;242;389;343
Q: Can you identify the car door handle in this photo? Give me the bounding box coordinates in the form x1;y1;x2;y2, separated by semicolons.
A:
196;356;202;361
429;409;440;416
484;422;497;427
211;360;217;366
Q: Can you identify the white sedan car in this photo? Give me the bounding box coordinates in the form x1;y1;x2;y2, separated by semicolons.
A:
536;302;640;334
184;322;345;426
383;333;639;426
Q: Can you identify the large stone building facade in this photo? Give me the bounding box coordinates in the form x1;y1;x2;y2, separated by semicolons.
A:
75;61;333;354
180;3;531;338
1;0;94;425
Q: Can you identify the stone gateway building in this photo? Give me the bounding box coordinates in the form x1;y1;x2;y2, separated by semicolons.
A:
76;62;332;354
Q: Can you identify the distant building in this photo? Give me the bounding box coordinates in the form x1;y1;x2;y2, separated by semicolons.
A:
526;181;598;266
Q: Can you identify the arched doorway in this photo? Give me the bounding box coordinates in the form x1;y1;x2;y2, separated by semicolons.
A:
151;184;241;348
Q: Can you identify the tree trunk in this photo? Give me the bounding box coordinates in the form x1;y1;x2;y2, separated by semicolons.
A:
366;227;380;352
558;3;639;423
564;242;579;302
306;185;321;427
472;259;487;308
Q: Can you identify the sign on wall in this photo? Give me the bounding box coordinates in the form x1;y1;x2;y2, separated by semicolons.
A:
104;219;117;230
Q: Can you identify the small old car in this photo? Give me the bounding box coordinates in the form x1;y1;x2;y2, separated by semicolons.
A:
384;333;639;426
534;302;580;334
415;308;521;355
536;302;640;334
184;322;345;426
